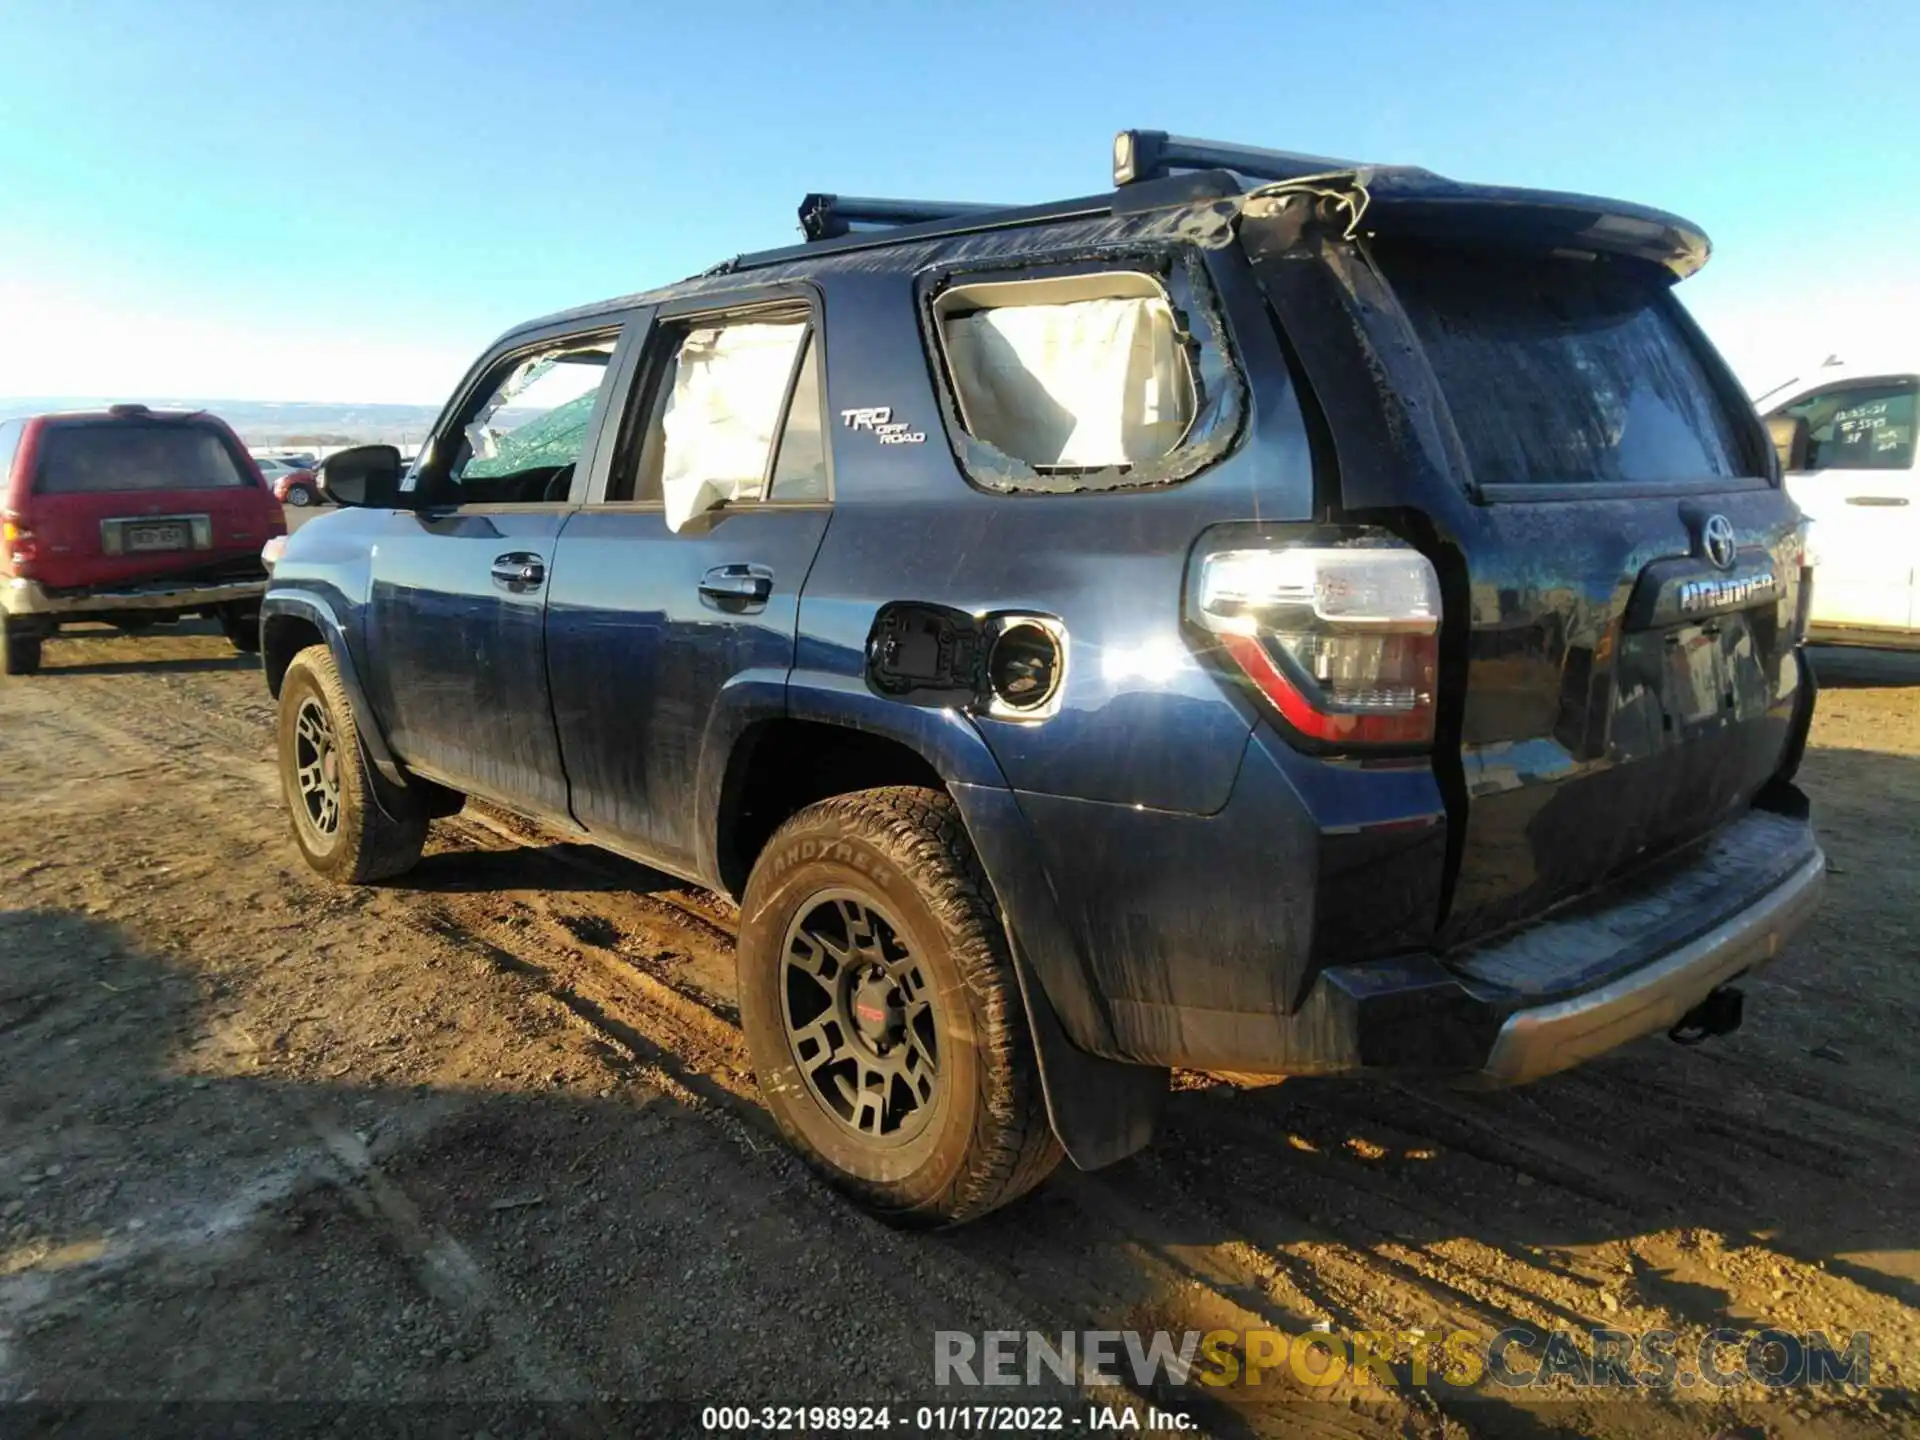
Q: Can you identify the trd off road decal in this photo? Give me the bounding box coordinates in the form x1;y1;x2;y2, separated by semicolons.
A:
840;406;925;445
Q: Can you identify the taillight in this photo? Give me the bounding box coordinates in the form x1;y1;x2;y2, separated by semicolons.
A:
1189;534;1442;748
2;514;37;576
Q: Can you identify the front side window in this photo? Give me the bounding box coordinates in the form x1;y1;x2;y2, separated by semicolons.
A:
616;312;827;528
32;422;249;494
439;334;619;505
926;253;1242;495
1771;378;1917;472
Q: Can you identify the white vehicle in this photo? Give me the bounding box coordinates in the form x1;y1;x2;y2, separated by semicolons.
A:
1761;364;1918;648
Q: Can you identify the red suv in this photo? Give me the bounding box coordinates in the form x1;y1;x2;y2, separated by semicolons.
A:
0;405;286;675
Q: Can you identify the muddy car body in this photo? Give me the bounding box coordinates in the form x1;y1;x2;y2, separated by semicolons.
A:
260;131;1823;1224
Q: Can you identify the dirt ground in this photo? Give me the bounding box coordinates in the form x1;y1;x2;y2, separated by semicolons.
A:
0;623;1915;1438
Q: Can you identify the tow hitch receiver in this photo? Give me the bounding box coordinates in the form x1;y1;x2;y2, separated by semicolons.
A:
1669;985;1744;1046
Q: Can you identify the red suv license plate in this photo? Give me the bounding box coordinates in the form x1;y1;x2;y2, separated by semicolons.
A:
123;521;190;553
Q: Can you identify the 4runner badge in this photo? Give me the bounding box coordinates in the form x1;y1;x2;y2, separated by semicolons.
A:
841;406;925;445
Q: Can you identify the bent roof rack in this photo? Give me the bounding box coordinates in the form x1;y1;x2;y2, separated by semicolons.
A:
1111;129;1361;187
712;129;1363;275
798;194;1014;242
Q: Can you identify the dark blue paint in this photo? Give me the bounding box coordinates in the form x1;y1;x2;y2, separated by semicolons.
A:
544;505;831;872
263;167;1816;1091
361;508;573;817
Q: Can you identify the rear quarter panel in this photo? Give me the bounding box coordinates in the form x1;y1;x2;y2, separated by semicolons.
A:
796;256;1310;815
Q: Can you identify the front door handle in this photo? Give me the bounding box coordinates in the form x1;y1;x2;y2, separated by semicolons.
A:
1845;495;1910;506
491;552;546;589
698;563;774;609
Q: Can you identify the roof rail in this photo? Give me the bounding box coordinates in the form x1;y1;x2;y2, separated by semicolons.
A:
1112;129;1360;187
798;193;1014;242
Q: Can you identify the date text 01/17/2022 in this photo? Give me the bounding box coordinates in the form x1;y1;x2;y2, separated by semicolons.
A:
698;1403;1196;1431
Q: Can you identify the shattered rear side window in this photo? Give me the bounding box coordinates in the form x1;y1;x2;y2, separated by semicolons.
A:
925;250;1244;495
1374;241;1749;488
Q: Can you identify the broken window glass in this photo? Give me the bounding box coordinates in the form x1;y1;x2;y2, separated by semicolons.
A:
938;276;1196;471
459;343;615;486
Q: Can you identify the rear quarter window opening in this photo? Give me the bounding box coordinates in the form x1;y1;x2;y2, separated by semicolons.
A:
922;250;1245;495
1368;240;1758;492
31;421;252;495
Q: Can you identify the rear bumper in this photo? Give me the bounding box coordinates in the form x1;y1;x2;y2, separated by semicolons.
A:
978;724;1824;1082
2;574;266;619
1469;844;1824;1086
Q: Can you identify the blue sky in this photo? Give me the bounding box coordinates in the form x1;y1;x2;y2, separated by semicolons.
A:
1;0;1914;402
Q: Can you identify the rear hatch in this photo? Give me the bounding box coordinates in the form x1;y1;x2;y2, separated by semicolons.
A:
19;415;277;590
1241;176;1809;948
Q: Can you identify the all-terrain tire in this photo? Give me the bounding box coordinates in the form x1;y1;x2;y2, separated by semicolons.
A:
738;786;1062;1226
277;643;425;882
0;616;41;677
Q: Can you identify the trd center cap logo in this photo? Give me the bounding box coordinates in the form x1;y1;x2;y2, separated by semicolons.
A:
1703;514;1737;570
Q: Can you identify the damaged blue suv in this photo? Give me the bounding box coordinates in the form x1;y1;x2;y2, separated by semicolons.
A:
262;131;1824;1225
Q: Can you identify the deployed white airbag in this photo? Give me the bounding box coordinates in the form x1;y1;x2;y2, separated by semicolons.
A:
661;321;807;530
941;293;1193;468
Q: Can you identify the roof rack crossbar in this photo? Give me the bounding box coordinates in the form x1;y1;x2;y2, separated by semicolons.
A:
1113;129;1361;187
798;193;1016;242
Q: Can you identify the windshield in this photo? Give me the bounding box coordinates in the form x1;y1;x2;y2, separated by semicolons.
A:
1375;242;1749;488
33;423;250;494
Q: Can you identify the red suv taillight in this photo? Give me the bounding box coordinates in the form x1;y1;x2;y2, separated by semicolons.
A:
1;514;37;576
1189;534;1442;748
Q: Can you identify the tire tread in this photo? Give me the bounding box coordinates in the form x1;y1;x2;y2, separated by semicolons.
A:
280;644;425;883
749;785;1062;1225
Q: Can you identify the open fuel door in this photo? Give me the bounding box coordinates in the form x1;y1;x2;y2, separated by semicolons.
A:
865;602;1067;722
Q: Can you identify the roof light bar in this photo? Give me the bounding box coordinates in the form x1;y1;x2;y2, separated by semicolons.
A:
1113;129;1361;187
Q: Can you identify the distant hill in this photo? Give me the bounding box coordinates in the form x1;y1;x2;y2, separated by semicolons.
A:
0;397;444;447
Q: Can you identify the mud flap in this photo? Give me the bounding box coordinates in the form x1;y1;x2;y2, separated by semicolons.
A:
1006;931;1167;1171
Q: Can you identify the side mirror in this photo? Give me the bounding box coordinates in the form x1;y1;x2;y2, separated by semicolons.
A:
1767;414;1810;475
316;444;404;507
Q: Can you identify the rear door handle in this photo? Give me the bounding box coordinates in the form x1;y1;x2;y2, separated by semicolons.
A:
699;563;774;609
491;552;546;589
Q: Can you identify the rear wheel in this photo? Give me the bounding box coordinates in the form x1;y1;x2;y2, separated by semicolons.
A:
218;602;262;654
737;786;1062;1225
276;644;425;882
284;483;314;507
0;615;42;677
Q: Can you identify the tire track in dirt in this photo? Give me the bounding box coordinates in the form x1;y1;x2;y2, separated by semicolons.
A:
9;627;1916;1435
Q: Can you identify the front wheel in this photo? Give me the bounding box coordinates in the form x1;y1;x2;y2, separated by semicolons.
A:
284;483;314;507
737;786;1062;1226
276;644;425;882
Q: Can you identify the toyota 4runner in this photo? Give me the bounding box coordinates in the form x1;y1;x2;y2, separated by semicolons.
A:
261;131;1824;1225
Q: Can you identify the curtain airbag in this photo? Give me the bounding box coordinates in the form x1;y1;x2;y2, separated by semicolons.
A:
661;321;806;529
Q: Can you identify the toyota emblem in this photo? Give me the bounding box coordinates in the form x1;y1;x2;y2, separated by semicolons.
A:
1703;514;1737;570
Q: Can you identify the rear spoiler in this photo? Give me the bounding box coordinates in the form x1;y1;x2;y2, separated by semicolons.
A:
1247;166;1711;280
